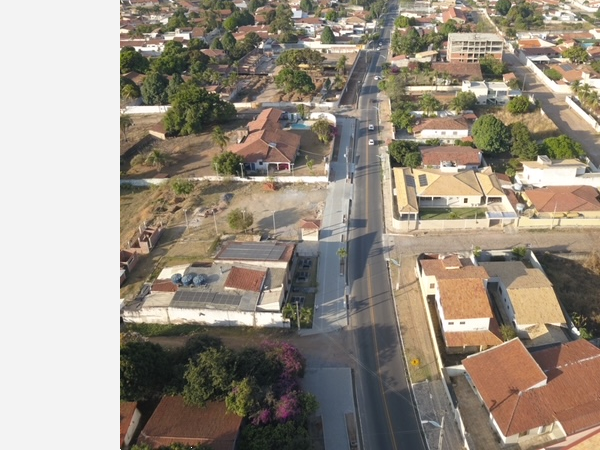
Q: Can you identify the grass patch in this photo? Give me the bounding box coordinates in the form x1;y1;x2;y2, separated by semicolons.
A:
124;323;207;337
405;348;434;383
419;208;487;220
491;108;560;141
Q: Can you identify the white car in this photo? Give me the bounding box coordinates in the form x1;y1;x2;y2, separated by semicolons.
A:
369;139;375;146
374;76;380;80
368;124;375;131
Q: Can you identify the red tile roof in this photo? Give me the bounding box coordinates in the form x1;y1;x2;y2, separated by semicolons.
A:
120;402;138;448
230;128;301;163
152;279;178;292
224;266;266;292
300;219;321;229
413;116;470;133
248;108;284;132
420;145;481;167
464;339;600;437
138;397;242;450
438;277;494;319
524;186;600;213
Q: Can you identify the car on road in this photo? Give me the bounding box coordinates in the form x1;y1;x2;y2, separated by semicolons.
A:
374;76;380;80
368;124;375;131
369;139;375;146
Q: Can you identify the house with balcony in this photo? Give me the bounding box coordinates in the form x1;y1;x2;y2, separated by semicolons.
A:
462;80;521;105
461;338;600;448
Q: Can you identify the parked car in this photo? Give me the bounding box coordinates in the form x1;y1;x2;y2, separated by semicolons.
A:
368;124;375;131
369;139;375;146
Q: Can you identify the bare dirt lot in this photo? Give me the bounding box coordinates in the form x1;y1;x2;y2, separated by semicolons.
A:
120;180;329;300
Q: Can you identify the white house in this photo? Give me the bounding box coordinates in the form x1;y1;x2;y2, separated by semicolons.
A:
515;155;600;188
462;80;521;105
412;116;471;141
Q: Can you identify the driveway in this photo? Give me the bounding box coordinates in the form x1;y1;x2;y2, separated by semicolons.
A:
503;52;600;168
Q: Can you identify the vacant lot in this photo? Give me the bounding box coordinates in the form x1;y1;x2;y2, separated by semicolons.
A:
540;252;600;337
490;108;560;141
419;207;488;220
120;181;329;300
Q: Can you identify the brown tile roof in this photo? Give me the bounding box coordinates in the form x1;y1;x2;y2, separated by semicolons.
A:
420;145;481;167
524;186;600;213
420;256;489;280
413;116;469;133
479;261;566;325
463;339;600;437
138;397;242;450
248;108;284;132
442;7;467;23
431;62;483;80
300;219;321;229
152;279;178;292
438;278;494;319
224;266;266;292
230;128;300;163
201;48;226;58
503;72;517;82
122;71;146;85
120;402;138;448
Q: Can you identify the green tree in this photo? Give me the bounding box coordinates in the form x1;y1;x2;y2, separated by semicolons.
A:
210;38;224;50
325;10;338;21
311;118;333;143
299;0;314;13
394;27;424;56
321;26;336;44
141;71;169;105
270;3;294;33
471;115;511;153
211;126;230;151
226;377;260;417
544;68;562;81
391;109;416;131
228;208;254;231
120;114;133;141
336;248;347;259
395;16;415;27
419;93;442;115
380;75;407;105
183;347;236;406
562;45;589;64
171;178;195;195
388;140;420;166
152;40;188;75
449;91;477;113
279;31;298;43
223;16;238;31
496;0;512;16
120;47;150;74
164;82;236;136
337;55;347;75
480;56;508;77
213;151;245;175
542;135;585;159
145;149;170;171
510;122;539;160
222;31;237;52
507;95;531;115
239;421;311;450
121;77;141;101
120;341;172;401
166;73;184;102
297;103;309;119
274;68;315;94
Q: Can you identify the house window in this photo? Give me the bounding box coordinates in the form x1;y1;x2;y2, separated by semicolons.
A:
499;286;502;293
464;198;468;203
519;430;529;437
453;131;457;135
539;424;552;434
459;321;465;325
448;322;454;325
429;283;435;289
441;131;446;135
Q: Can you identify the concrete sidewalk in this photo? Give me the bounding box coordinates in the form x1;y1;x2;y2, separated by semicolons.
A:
300;117;356;336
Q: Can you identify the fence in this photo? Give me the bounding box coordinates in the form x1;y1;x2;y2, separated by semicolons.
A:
516;52;572;95
120;175;329;188
416;218;492;231
565;96;600;132
406;86;462;92
517;216;600;228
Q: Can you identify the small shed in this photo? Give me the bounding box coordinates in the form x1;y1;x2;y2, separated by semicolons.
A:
300;219;321;241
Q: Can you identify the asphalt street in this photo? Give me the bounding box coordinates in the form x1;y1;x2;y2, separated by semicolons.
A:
347;2;427;449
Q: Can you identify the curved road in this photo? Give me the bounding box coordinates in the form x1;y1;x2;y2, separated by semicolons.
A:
348;2;427;449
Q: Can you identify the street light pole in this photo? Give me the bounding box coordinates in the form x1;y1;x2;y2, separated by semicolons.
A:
183;209;189;229
272;210;276;236
239;162;245;178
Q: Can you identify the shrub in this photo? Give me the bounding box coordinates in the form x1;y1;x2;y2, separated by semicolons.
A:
171;179;195;195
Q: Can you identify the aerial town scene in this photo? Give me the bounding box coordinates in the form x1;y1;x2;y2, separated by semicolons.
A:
119;0;600;448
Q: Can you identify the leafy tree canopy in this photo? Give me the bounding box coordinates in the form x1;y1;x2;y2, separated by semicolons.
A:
480;56;508;77
507;95;531;115
274;68;315;94
311;118;333;143
213;151;245;175
141;71;169;105
471;114;511;153
496;0;512;16
449;91;477;113
120;341;172;402
164;82;236;136
562;45;589;64
276;49;325;69
510;122;539;160
228;208;254;231
121;47;150;74
388;140;421;167
321;26;336;44
542;135;585;159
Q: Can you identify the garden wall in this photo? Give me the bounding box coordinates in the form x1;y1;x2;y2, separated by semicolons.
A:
565;96;600;132
416;218;491;231
120;175;329;187
517;216;600;228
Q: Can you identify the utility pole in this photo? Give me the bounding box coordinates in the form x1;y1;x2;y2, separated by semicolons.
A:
438;415;445;450
296;301;300;330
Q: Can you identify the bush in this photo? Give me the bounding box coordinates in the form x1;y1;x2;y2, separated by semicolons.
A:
131;153;147;166
507;95;531;115
171;179;195;195
544;68;562;81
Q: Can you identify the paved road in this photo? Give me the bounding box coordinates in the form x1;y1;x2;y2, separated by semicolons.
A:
348;2;427;449
504;51;600;168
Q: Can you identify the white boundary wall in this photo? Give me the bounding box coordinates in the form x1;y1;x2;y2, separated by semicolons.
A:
565;96;600;132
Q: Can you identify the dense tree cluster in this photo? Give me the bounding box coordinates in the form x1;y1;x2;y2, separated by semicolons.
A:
388;141;421;168
121;334;318;450
472;115;511;153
